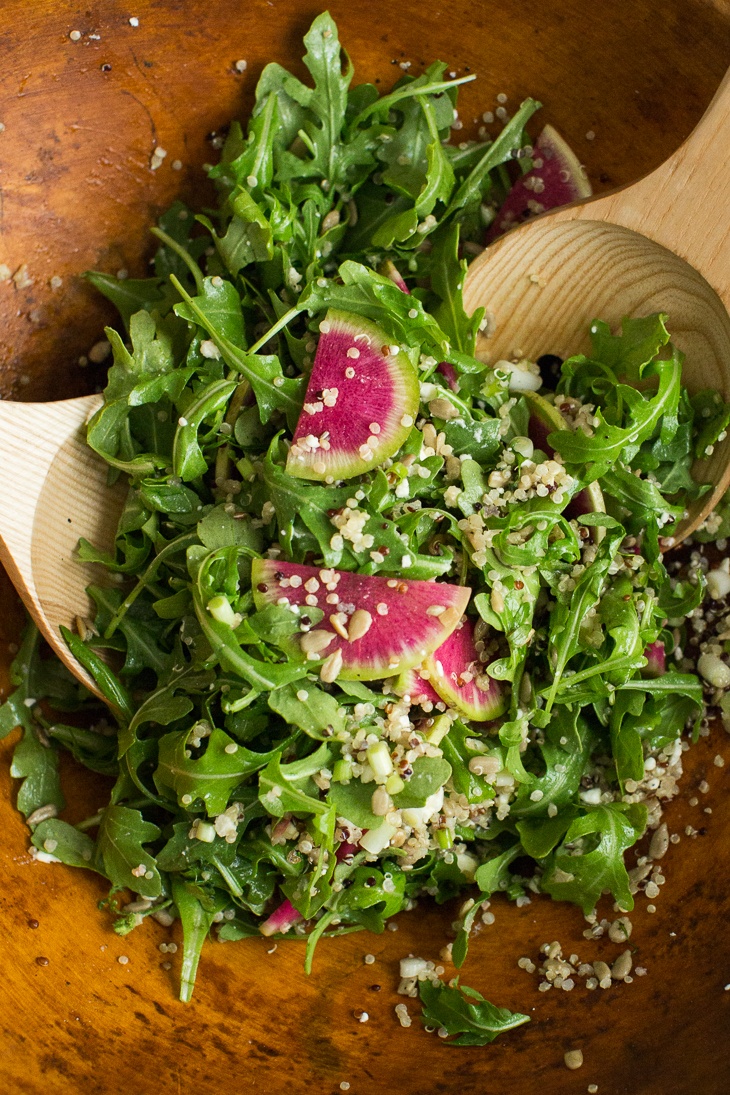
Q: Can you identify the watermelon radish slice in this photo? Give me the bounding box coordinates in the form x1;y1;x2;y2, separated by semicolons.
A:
643;640;666;678
392;666;444;709
379;259;410;294
436;362;459;393
424;616;507;721
524;390;605;520
251;558;471;681
259;897;302;937
485;124;592;243
286;309;419;482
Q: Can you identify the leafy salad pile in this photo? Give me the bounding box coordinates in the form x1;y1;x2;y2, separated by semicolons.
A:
2;12;728;1042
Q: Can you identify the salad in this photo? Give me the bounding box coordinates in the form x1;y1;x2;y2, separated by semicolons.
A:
3;12;729;1043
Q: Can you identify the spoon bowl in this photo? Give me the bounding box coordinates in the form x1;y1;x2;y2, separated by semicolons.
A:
464;71;730;540
0;393;124;695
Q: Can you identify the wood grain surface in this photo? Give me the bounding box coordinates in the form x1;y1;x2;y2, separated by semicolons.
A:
1;2;730;1094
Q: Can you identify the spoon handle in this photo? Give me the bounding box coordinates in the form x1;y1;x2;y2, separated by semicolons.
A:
572;69;730;304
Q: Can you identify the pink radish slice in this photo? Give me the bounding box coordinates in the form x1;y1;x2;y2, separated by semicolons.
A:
259;897;302;937
393;665;444;708
251;559;471;681
436;362;459;392
380;259;410;293
643;640;666;678
424;617;507;721
486;124;592;243
286;309;419;482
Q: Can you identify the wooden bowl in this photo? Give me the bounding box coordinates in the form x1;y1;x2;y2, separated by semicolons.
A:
1;2;729;1092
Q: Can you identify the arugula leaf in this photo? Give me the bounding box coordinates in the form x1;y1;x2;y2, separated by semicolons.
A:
585;313;671;382
172;276;304;429
419;978;530;1046
300;260;452;357
31;819;97;869
259;748;335;845
154;727;293;815
474;842;522;895
172;878;228;1002
263;439;352;565
551;353;683;478
392;756;451;809
94;805;162;900
445;97;540;215
268;682;345;740
544;521;624;708
10;728;64;820
542;803;647;914
273;13;353;190
84;272;168;330
430;223;483;354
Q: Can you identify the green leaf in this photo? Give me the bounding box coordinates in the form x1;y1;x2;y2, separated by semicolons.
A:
263;439;352;565
268;682;345;740
86;310;183;471
511;712;595;817
435;415;501;462
200;190;274;276
392;756;451;809
587;313;671;381
10;728;64;819
327;778;383;830
544;523;624;708
84;272;168;330
94;805;162;899
259;749;335;844
551;354;683;478
197;504;264;551
172;277;304;429
271;12;353;189
172;877;228;1002
192;547;308;690
517;809;578;860
172;378;238;481
31;819;97;869
300;260;452;357
418;978;530;1046
474;842;521;895
431;223;483;354
542;803;647;915
154;727;292;815
446;98;541;215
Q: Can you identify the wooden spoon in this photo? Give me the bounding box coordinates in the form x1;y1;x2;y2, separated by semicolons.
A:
0;393;125;696
464;70;730;542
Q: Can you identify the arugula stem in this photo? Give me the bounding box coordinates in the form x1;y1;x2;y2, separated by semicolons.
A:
350;74;476;128
103;532;198;639
211;855;243;898
304;909;336;974
150;227;205;294
214;378;251;484
247;306;303;355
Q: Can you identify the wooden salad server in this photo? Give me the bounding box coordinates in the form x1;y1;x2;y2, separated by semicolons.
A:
464;70;730;541
0;393;123;695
